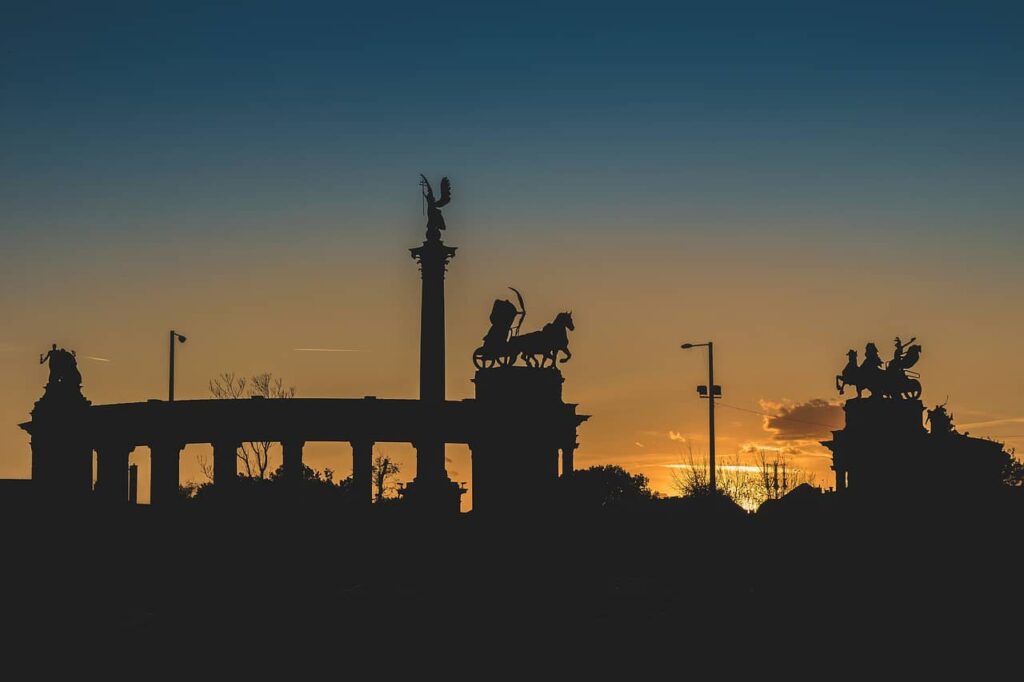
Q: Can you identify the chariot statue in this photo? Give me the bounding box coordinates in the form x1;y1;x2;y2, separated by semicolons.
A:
472;288;574;369
836;336;922;399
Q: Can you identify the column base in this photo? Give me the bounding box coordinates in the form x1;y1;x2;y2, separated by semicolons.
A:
399;477;466;515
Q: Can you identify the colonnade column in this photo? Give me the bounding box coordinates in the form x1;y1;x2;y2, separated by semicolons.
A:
95;443;134;503
351;439;374;505
150;441;183;507
561;440;576;477
213;440;240;491
281;439;305;484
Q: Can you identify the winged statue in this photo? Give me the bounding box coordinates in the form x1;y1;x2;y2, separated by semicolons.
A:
420;174;452;237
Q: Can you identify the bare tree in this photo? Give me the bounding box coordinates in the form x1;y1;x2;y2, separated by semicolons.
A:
671;447;755;507
670;446;814;511
752;449;816;505
372;452;401;502
202;371;296;479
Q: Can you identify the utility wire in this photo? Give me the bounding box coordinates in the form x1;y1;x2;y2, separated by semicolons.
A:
714;401;840;429
714;401;1024;439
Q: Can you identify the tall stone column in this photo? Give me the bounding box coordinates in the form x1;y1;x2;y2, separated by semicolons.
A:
410;236;456;483
404;222;464;513
95;443;134;504
351;439;374;504
150;441;182;507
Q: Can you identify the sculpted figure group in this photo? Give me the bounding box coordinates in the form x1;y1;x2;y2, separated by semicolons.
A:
836;336;922;400
40;344;82;391
473;288;574;369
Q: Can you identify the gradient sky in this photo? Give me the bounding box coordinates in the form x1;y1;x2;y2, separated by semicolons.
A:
3;1;1023;507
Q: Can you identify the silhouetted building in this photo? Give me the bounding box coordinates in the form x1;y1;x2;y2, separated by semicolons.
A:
823;399;1008;498
13;177;590;514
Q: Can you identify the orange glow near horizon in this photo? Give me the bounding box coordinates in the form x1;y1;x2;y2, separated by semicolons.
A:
2;214;1023;510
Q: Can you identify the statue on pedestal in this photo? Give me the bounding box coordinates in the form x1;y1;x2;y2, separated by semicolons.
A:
472;288;575;369
40;344;82;391
835;337;922;399
419;174;451;241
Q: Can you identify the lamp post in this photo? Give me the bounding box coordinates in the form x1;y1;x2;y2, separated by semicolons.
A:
169;330;187;401
681;341;720;493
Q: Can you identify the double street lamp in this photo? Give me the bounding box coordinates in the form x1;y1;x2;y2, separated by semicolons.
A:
169;330;187;401
681;341;722;493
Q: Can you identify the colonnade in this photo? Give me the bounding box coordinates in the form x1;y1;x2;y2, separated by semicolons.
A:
93;439;376;506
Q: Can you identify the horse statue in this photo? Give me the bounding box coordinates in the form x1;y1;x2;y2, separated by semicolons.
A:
508;311;574;368
835;339;923;400
835;349;862;397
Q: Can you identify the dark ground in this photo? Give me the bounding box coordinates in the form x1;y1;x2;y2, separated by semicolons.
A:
2;493;1020;672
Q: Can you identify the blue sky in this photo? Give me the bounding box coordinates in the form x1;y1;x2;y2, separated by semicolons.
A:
3;1;1022;243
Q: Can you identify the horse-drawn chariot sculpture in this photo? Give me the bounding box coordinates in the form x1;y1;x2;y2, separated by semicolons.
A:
835;336;923;399
472;288;574;369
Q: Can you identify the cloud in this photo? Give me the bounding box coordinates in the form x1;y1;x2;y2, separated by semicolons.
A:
634;442;645;448
760;398;844;442
957;416;1024;430
668;431;686;443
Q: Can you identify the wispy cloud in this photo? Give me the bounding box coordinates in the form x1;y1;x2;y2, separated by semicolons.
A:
86;356;111;363
293;348;364;353
668;431;686;443
634;442;644;448
958;416;1024;430
663;463;761;473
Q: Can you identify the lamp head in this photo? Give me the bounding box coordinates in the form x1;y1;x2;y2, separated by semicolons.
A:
177;335;187;344
681;343;694;349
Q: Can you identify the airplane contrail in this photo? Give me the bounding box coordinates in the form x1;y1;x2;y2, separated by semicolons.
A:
293;348;364;353
86;356;111;362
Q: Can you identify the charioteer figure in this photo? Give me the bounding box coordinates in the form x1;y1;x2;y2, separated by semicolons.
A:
472;288;574;370
836;337;923;400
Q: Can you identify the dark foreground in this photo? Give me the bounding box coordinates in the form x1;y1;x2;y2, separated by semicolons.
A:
2;493;1021;671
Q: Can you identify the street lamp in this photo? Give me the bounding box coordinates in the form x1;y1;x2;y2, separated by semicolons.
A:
681;341;721;493
169;330;187;401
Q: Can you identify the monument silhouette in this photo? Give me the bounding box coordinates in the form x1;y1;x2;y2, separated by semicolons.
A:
825;338;1011;498
15;177;589;516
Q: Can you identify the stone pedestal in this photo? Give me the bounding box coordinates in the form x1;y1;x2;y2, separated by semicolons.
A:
470;367;587;516
823;398;928;495
24;384;93;502
399;474;466;515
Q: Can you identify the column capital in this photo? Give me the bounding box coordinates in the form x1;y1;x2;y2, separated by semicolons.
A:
410;239;457;277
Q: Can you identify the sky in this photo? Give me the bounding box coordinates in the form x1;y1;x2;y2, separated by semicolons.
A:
2;1;1023;508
